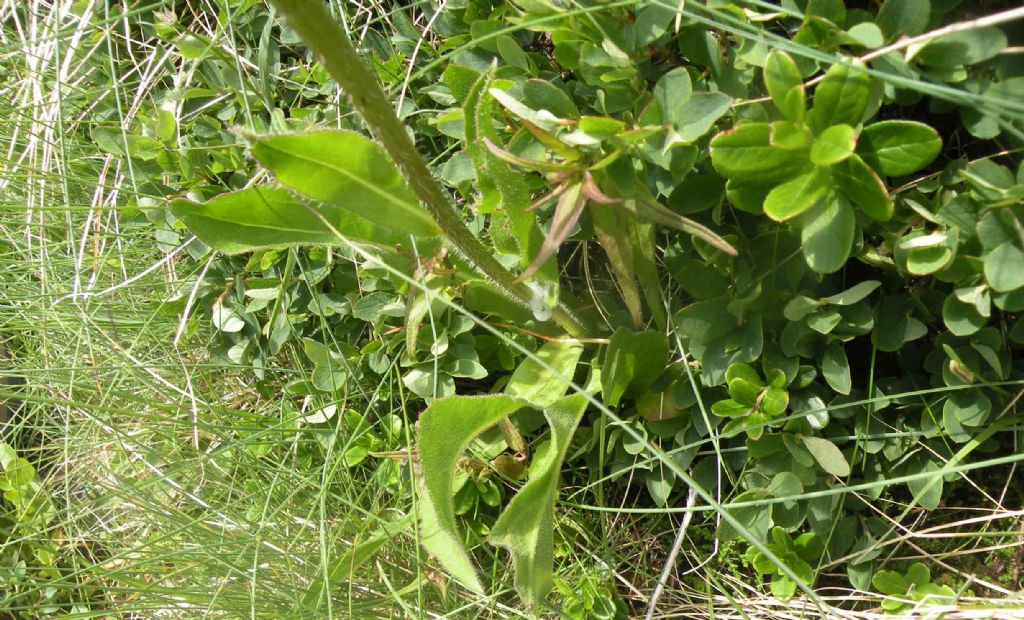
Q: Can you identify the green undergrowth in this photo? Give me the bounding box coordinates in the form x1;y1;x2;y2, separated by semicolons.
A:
2;0;1024;618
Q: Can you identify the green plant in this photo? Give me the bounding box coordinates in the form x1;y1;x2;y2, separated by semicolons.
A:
7;0;1024;617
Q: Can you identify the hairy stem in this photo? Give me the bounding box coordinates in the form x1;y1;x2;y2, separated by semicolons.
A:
267;0;588;337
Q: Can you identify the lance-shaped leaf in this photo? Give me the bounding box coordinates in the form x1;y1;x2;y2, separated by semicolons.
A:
505;340;584;408
248;129;440;236
417;395;529;593
628;198;738;256
169;185;419;254
489;394;588;609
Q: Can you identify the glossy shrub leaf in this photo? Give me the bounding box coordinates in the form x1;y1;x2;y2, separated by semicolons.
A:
983;242;1024;292
719;489;773;542
913;27;1008;68
858;121;941;176
504;341;584;408
810;124;856;166
770;120;812;150
710;123;808;184
763;168;831;222
822;280;881;305
895;230;957;276
489;394;587;610
906;460;942;510
675;91;734;142
821;342;852;395
764;50;805;122
417;395;528;593
799;196;856;274
654;68;693;128
832;154;893;221
877;0;930;40
800;435;850;477
808;62;872;134
170;186;417;253
249;130;439;236
942;293;983;334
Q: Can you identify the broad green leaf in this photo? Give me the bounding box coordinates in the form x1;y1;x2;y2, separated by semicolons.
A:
675;92;734;142
712;398;750;417
800;435;851;477
858;121;941;176
522;79;579;119
942;296;985;336
822;280;881;305
170;186;416;254
417;395;528;593
877;0;930;41
654;68;693;128
770;120;812;150
602;329;669;407
906;459;942;510
846;22;884;49
832;154;893;221
913;27;1007;68
760;386;789;417
728;377;762;407
799;196;856;274
983;242;1024;292
872;569;910;596
719;488;773;541
895;229;957;275
763;168;830;222
906;562;931;588
944;390;991;428
821;342;852;395
710;122;808;184
810;124;856;166
489;394;587;609
784;295;823;321
249;130;439;236
505;340;584;408
764;50;805;123
808;62;872;134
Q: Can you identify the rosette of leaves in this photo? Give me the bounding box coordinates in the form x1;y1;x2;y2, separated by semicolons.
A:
710;50;942;274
